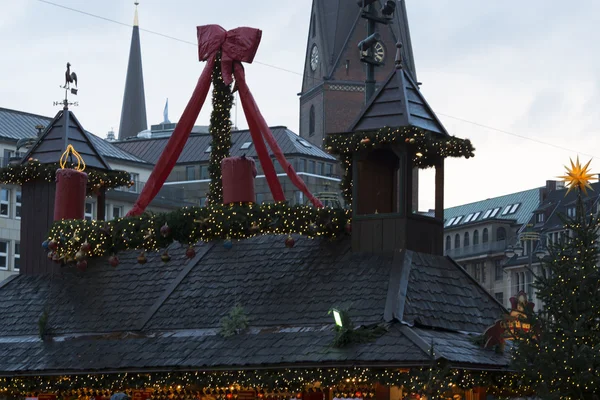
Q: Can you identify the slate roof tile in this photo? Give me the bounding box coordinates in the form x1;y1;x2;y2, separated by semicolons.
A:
0;236;508;373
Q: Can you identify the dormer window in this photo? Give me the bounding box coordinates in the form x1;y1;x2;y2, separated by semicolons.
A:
567;207;576;218
536;213;545;223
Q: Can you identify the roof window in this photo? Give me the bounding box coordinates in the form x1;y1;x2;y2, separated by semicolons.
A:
205;146;211;153
297;138;312;148
489;207;501;218
472;211;481;220
452;216;463;225
240;142;252;150
510;203;520;214
482;209;492;219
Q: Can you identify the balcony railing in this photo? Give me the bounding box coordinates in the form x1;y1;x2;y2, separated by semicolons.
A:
445;239;507;259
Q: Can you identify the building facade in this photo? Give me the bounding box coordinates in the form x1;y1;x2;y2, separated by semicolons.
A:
443;180;570;309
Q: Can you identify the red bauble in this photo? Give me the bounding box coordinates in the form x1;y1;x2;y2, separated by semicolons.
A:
48;240;58;251
109;255;119;267
81;241;92;253
161;251;171;263
75;250;86;262
185;247;196;259
285;235;295;248
76;260;87;271
160;223;172;238
345;222;352;234
137;252;147;264
52;252;61;263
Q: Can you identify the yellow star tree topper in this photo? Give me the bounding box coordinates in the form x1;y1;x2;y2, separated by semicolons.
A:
559;156;597;195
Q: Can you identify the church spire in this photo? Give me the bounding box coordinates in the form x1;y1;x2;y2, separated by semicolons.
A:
118;1;147;140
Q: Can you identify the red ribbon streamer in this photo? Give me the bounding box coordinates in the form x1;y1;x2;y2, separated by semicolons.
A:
127;25;322;217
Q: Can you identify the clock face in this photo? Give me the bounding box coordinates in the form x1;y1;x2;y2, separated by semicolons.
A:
310;44;319;71
373;41;385;63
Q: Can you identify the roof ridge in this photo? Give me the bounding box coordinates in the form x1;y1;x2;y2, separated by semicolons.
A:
445;187;543;210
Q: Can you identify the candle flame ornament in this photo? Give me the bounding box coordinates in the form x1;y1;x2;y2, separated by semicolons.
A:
559;156;596;195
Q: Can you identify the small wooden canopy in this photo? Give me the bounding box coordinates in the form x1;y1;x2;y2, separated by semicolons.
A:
349;44;449;136
21;109;111;170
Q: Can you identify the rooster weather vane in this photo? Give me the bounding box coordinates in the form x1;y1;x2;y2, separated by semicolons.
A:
54;62;79;109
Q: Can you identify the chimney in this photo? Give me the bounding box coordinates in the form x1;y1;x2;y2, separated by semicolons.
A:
18;108;112;275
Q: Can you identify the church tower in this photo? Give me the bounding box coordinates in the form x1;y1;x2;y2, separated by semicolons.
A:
299;0;417;148
118;1;148;140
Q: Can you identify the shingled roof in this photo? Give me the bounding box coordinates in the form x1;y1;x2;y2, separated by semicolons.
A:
113;127;336;165
349;61;448;135
0;236;507;375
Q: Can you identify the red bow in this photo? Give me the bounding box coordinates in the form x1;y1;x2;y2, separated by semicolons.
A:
197;25;262;86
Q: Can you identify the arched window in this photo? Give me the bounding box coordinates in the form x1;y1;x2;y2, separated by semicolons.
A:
497;227;507;241
454;234;460;248
464;232;470;247
482;228;489;243
309;105;315;136
445;235;451;251
473;230;479;245
311;14;316;38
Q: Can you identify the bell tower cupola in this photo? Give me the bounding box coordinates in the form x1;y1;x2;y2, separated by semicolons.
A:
324;43;475;255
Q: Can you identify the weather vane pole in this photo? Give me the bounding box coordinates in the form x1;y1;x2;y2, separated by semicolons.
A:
54;62;79;109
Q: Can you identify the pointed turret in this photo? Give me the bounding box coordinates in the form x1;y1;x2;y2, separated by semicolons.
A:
118;1;147;140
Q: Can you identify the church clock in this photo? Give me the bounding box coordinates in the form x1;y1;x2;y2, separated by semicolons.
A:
373;41;385;63
310;44;319;71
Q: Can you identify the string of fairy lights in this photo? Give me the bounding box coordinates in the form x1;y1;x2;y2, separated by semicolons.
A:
0;367;530;398
323;127;475;206
46;202;351;265
206;52;234;206
0;160;133;194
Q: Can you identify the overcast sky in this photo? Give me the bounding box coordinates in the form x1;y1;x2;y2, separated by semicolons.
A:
1;0;600;209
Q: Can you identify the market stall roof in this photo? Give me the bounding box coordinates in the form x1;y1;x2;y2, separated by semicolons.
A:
0;236;507;375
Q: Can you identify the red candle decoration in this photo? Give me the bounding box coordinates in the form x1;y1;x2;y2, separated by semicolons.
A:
221;156;257;205
54;168;88;221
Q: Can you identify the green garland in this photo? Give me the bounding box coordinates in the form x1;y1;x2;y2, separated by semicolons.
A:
207;52;234;205
0;160;133;193
47;202;351;261
323;127;475;207
0;368;528;397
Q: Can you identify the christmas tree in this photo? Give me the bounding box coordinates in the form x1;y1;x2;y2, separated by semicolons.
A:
511;158;600;399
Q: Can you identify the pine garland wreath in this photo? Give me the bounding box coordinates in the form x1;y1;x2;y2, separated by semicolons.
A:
47;202;351;261
324;127;475;208
0;159;132;193
0;368;529;397
207;51;234;205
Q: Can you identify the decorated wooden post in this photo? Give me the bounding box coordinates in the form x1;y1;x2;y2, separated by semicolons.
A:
14;68;116;274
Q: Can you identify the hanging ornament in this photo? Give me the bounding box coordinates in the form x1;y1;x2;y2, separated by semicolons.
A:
47;251;54;260
48;240;58;251
249;222;260;234
360;138;370;145
76;260;87;271
186;247;196;259
161;251;171;263
75;250;86;262
404;138;410;143
41;240;49;250
409;138;415;144
80;241;92;253
223;239;233;250
52;252;61;264
160;223;172;238
137;252;147;264
285;235;295;248
109;255;119;268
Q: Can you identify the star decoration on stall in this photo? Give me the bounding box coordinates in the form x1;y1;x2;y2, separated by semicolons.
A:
559;156;596;195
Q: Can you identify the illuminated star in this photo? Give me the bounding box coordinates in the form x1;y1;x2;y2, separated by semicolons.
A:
559;157;596;195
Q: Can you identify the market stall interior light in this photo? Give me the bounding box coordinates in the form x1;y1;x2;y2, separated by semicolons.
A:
332;309;343;327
